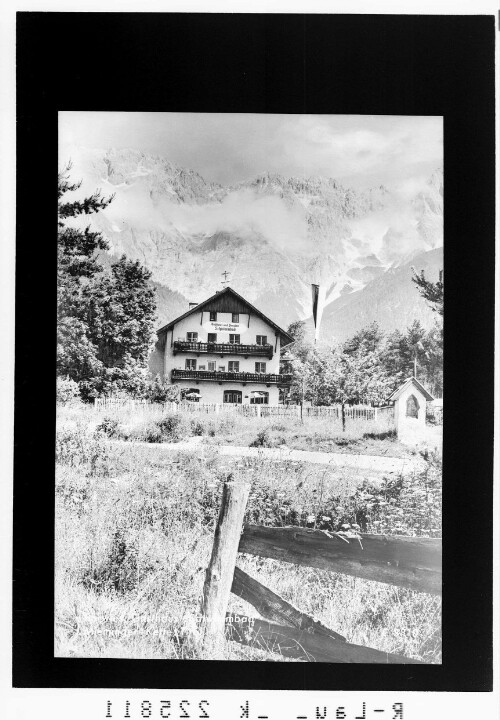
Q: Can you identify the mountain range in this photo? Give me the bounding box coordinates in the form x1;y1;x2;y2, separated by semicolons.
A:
63;146;443;342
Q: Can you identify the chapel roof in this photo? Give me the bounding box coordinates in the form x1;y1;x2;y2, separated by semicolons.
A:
387;376;435;403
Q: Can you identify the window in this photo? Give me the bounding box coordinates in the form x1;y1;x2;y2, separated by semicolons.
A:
228;361;240;373
183;388;200;403
210;311;217;321
250;391;269;405
207;333;217;343
232;313;239;323
255;362;266;374
218;365;226;372
229;334;240;344
224;390;242;404
185;359;197;370
186;332;198;342
256;335;268;345
207;361;216;371
406;394;419;419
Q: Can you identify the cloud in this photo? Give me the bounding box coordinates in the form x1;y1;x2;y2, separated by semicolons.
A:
159;189;308;253
59;112;443;190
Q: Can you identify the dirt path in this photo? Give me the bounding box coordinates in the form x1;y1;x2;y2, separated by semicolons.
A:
115;438;426;475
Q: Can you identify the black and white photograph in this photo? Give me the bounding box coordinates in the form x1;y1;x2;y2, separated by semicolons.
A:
55;112;444;663
9;10;496;713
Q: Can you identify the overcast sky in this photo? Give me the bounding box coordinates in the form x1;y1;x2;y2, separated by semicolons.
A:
59;112;442;191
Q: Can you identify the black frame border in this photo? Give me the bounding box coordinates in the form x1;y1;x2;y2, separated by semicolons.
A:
14;12;495;691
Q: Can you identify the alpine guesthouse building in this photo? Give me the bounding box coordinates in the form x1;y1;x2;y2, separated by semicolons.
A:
151;287;294;405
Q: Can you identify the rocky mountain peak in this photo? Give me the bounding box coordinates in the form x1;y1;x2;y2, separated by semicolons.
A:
62;146;443;334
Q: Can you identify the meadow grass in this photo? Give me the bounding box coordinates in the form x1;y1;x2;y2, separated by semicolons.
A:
57;402;412;458
55;419;442;662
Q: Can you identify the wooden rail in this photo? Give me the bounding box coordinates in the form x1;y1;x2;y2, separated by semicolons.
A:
231;566;346;642
173;340;274;359
239;526;442;596
201;482;442;662
171;369;292;385
226;615;423;664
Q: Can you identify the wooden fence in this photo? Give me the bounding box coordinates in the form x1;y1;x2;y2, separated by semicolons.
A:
426;403;443;425
201;482;441;663
93;397;391;422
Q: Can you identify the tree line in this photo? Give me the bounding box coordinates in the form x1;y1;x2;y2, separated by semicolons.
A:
281;275;443;421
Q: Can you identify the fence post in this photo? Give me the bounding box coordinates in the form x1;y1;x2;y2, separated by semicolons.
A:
201;481;251;656
374;407;378;422
256;405;261;418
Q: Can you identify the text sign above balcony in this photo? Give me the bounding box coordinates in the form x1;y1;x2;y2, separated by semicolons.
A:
203;321;241;333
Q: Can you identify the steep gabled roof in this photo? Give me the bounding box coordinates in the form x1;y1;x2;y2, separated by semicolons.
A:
387;377;434;402
157;286;294;346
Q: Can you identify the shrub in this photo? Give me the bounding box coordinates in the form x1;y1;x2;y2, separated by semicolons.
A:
143;375;180;404
82;529;141;594
156;414;188;441
96;417;122;438
250;429;272;447
56;426;120;477
139;422;164;444
56;376;80;404
190;418;206;436
128;413;191;443
249;428;287;448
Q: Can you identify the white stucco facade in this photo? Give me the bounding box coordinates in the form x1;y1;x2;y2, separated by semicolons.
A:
164;311;281;376
154;288;291;405
389;377;434;440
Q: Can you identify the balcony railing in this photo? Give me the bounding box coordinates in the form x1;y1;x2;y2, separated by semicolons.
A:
173;340;274;359
171;369;292;386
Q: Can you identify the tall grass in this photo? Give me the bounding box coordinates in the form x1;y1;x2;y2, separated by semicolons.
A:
57;402;409;458
55;422;441;662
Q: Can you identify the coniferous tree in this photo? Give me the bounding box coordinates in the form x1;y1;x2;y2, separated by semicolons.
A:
411;268;443;316
343;321;385;356
57;167;157;400
57;166;113;385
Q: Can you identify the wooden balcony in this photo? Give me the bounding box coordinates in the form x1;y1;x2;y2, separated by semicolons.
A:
171;369;292;386
173;340;274;359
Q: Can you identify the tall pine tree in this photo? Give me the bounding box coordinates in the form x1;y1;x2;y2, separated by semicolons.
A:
57;167;157;400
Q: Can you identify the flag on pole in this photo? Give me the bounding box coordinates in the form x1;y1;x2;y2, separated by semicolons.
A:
311;284;326;344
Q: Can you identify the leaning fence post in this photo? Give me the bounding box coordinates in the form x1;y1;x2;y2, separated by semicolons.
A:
201;480;251;656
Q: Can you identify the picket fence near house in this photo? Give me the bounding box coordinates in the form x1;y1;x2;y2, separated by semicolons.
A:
94;397;392;422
